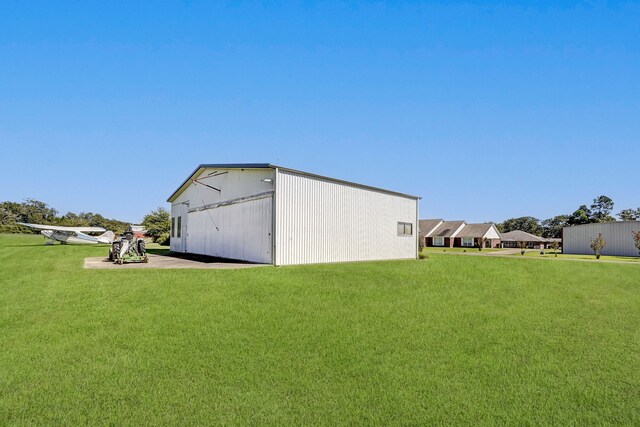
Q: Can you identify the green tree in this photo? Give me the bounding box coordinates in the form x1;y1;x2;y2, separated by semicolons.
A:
0;203;21;233
541;215;569;238
619;208;640;221
567;205;592;226
56;212;91;227
142;207;171;245
498;217;541;235
0;199;58;233
590;233;606;260
589;195;615;223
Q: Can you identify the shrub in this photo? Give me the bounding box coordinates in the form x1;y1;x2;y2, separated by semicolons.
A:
518;241;527;255
590;233;606;259
632;231;640;256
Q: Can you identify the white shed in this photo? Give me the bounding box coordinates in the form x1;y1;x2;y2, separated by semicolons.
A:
563;221;640;257
167;164;420;265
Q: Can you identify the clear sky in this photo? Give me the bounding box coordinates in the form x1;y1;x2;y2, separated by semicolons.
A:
1;1;638;223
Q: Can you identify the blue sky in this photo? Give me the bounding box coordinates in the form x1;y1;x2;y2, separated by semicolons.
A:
1;1;638;223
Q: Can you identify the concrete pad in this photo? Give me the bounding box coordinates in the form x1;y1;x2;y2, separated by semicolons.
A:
84;254;268;269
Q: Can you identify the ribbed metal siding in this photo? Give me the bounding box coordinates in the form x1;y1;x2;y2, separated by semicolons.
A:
563;221;640;257
275;170;418;265
186;197;273;263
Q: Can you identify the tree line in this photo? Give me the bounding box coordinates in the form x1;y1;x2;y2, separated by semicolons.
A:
0;198;170;244
497;195;640;238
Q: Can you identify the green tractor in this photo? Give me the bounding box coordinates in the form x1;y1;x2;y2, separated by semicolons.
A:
109;227;148;264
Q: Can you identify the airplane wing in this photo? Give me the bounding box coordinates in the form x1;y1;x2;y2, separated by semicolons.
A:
17;222;107;233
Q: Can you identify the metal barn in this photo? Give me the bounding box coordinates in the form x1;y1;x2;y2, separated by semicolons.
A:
563;221;640;257
167;164;420;265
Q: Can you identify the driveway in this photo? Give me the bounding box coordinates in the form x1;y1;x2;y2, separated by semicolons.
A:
84;253;269;269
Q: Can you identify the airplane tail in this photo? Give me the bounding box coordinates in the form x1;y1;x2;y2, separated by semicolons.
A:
97;230;116;244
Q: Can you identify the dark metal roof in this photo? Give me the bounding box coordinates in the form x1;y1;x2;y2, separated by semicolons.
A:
167;163;421;202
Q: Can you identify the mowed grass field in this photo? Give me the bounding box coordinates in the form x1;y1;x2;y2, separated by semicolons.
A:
1;234;640;425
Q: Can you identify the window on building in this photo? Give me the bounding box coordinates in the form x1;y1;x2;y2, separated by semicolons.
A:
177;216;182;238
397;222;413;236
462;237;474;247
171;217;175;238
433;236;444;246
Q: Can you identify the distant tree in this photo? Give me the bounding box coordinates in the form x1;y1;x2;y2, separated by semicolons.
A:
550;240;560;257
589;195;615;223
0;205;17;224
0;199;58;233
142;207;171;245
590;233;606;260
631;231;640;256
518;241;527;255
567;205;592;226
498;217;542;235
56;212;91;227
619;208;640;221
0;203;21;233
541;215;569;238
19;198;58;227
74;212;129;235
476;237;486;251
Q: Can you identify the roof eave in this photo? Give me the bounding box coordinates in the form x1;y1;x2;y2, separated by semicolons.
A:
167;163;421;203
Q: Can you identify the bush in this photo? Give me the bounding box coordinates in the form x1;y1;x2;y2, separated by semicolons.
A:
590;233;606;260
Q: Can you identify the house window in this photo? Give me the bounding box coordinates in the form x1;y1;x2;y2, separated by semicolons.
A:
177;216;182;238
462;237;474;247
397;222;413;236
433;236;444;246
171;217;175;238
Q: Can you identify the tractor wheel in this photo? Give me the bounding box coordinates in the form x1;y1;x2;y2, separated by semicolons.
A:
111;242;121;263
137;239;146;256
117;258;123;265
108;249;113;261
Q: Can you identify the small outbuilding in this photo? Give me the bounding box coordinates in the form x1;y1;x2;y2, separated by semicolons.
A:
167;164;420;265
563;221;640;257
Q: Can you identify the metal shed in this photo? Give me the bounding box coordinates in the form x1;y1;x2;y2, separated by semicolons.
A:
167;164;420;265
563;221;640;257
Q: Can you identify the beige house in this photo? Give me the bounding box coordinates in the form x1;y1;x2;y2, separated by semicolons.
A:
500;230;559;249
420;219;501;248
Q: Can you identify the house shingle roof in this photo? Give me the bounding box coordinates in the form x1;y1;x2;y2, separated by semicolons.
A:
455;223;496;238
419;219;443;238
500;230;546;242
429;221;466;238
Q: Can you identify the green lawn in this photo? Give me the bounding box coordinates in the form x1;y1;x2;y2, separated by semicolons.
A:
424;246;502;253
2;234;640;425
510;249;640;263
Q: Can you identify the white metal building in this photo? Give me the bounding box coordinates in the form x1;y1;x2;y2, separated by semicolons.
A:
563;221;640;257
167;164;420;265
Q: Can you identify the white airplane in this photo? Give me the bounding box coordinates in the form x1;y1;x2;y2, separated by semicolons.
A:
18;222;115;245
